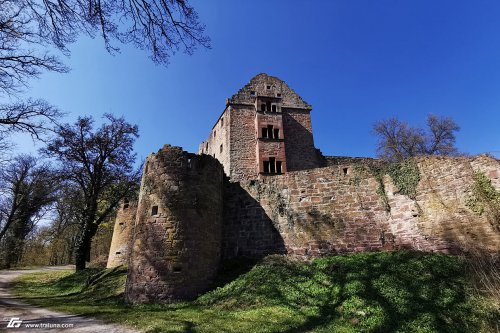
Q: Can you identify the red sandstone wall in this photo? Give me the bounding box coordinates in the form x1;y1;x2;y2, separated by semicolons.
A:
282;109;321;171
106;200;137;268
126;145;224;304
228;105;258;180
222;155;500;259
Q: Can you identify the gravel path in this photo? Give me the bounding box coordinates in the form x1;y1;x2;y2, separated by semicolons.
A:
0;266;139;333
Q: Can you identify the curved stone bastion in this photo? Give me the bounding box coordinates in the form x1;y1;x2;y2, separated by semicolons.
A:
125;145;224;304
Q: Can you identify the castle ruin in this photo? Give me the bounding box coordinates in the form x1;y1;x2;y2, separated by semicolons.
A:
107;73;500;304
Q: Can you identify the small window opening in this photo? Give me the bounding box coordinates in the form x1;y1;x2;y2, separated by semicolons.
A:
269;157;276;173
273;128;280;139
213;130;216;138
343;168;349;176
262;127;268;138
115;251;121;255
263;161;270;173
220;144;223;153
151;205;158;216
144;162;149;173
277;93;282;97
271;104;277;112
206;143;208;150
221;117;224;126
261;103;266;111
266;101;271;112
123;198;129;209
266;85;271;90
250;91;256;96
119;222;124;226
267;125;273;138
276;161;282;174
187;158;192;169
173;266;182;273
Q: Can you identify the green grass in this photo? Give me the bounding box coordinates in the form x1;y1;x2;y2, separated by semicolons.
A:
12;251;499;333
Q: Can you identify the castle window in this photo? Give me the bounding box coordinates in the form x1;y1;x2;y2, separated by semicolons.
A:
220;144;223;153
266;101;271;112
250;91;256;96
277;93;282;97
213;130;216;138
262;158;283;174
151;205;158;216
124;198;129;210
263;161;270;173
221;117;224;126
187;158;192;169
119;222;124;226
261;103;266;111
343;168;349;176
261;125;280;139
206;143;208;150
115;252;121;255
276;161;282;174
271;104;277;112
266;85;271;90
269;157;276;173
144;162;149;173
173;265;182;273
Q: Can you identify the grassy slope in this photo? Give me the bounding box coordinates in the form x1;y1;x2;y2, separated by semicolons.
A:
12;251;499;333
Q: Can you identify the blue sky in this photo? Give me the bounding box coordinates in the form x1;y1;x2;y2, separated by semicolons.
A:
16;0;500;160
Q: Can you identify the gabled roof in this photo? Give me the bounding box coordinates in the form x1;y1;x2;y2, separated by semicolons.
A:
228;73;312;110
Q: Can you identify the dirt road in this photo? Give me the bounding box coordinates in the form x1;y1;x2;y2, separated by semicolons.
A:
0;266;139;333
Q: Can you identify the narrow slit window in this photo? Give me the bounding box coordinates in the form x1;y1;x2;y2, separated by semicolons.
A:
220;144;223;153
151;205;158;216
271;104;277;112
266;101;271;112
273;128;280;139
115;251;121;255
343;168;349;176
276;161;282;174
261;127;268;138
119;222;124;226
213;130;216;138
220;117;224;126
124;199;129;209
261;103;266;111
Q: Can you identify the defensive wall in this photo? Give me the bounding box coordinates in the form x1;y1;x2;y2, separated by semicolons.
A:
119;145;500;303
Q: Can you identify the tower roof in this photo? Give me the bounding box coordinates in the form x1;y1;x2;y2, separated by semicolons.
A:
228;73;312;110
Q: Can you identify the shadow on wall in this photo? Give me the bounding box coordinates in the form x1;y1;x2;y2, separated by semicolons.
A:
222;181;287;259
282;112;322;172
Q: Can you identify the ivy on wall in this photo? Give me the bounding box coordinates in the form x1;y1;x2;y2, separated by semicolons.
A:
466;172;500;231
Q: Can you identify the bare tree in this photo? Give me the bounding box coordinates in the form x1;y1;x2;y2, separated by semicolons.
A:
0;155;58;268
42;114;140;270
374;115;460;161
0;0;209;142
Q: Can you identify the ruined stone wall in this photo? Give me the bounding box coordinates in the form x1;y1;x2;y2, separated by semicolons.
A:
228;105;258;180
283;109;321;171
199;108;231;176
222;155;500;259
106;200;137;268
126;145;224;303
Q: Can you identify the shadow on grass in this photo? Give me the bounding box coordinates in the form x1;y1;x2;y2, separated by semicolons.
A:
13;251;499;333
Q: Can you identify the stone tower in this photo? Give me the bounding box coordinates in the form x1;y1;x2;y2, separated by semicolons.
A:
106;199;137;268
199;73;322;181
125;145;224;303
